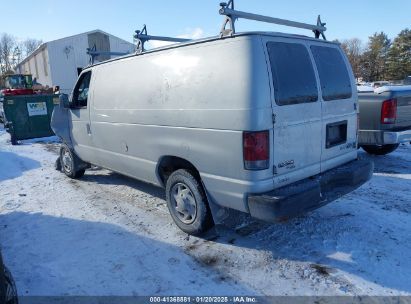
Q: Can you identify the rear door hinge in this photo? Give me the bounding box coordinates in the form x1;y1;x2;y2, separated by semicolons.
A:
272;113;276;124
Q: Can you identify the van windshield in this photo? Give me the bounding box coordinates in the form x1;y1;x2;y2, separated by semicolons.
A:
311;46;352;101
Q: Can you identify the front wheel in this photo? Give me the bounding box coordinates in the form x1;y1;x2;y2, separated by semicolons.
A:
362;144;399;155
165;169;213;236
60;145;86;178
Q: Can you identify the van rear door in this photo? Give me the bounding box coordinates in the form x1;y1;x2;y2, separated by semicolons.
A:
263;38;322;188
310;44;358;172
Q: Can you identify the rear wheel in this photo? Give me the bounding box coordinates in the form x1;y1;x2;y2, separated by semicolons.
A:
362;144;399;155
165;169;213;236
60;145;86;178
10;134;17;146
4;266;18;304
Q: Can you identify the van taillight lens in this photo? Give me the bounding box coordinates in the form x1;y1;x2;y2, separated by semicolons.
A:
381;99;397;124
243;131;269;170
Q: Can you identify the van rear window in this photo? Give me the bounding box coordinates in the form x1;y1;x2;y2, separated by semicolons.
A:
311;46;352;101
267;42;318;106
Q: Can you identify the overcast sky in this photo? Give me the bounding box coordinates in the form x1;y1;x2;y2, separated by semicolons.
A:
2;0;410;45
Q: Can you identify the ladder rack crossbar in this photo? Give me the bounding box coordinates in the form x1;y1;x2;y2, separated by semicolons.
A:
86;44;130;64
220;8;326;33
219;0;327;39
134;34;191;44
134;25;192;53
87;51;129;56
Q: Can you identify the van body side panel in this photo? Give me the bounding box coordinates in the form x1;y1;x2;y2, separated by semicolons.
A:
88;36;273;212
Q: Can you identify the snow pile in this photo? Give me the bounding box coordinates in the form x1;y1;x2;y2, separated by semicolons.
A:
0;126;410;296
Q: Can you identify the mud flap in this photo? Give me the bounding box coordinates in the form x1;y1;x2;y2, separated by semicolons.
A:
202;185;251;237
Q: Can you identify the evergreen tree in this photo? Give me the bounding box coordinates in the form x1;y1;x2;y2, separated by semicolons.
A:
361;32;391;81
386;29;411;80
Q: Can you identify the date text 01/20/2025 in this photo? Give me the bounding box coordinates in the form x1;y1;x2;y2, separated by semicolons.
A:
149;296;258;303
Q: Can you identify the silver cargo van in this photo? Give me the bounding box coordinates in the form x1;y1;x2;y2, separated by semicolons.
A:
52;3;373;235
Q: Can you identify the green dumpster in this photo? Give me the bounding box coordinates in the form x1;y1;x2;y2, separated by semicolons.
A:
2;94;59;145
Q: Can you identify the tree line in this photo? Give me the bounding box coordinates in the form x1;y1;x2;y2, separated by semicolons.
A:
339;28;411;82
0;33;42;75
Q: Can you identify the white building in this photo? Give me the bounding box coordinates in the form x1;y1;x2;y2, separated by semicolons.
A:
15;30;135;93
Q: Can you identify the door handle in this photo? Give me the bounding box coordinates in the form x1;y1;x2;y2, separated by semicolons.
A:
86;123;91;135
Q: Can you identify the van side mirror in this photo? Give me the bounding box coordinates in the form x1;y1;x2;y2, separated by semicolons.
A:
59;94;70;109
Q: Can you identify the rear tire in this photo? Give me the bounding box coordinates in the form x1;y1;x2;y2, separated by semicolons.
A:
3;266;18;304
10;134;17;146
165;169;213;236
362;144;399;155
60;145;86;178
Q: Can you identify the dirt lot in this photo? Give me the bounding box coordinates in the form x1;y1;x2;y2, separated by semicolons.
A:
0;127;410;296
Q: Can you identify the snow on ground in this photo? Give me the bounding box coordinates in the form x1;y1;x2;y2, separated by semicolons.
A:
0;126;410;296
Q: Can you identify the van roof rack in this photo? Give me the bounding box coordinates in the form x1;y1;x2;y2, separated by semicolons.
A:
134;25;192;53
87;44;130;64
219;0;327;40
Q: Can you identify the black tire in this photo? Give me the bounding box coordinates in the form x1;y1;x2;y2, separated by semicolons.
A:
362;144;399;155
59;145;86;179
3;267;18;304
0;254;18;304
55;156;62;171
0;255;6;304
165;169;213;236
10;134;17;146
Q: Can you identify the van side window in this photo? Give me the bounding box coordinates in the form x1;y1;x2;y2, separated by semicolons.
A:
267;42;318;106
72;71;92;108
310;46;352;101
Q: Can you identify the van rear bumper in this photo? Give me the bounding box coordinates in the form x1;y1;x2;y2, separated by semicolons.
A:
359;129;411;145
247;158;374;222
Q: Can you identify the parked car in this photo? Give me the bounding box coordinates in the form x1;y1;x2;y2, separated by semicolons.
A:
51;14;373;235
357;85;374;93
371;81;391;88
359;86;411;155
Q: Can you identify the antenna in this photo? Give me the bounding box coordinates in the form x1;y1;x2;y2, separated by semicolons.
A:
219;0;327;40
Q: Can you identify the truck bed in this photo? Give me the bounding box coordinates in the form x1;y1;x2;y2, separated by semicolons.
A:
358;86;411;146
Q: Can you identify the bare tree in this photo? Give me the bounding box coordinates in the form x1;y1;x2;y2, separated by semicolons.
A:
22;38;43;57
0;35;43;76
341;38;363;80
0;41;3;75
0;33;17;74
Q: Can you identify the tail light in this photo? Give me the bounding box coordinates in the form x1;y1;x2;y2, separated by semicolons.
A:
381;98;397;124
243;130;269;170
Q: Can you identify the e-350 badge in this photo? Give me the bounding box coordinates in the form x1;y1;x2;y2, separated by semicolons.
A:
278;159;295;169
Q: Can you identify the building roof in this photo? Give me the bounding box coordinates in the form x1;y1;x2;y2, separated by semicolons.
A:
16;29;134;67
